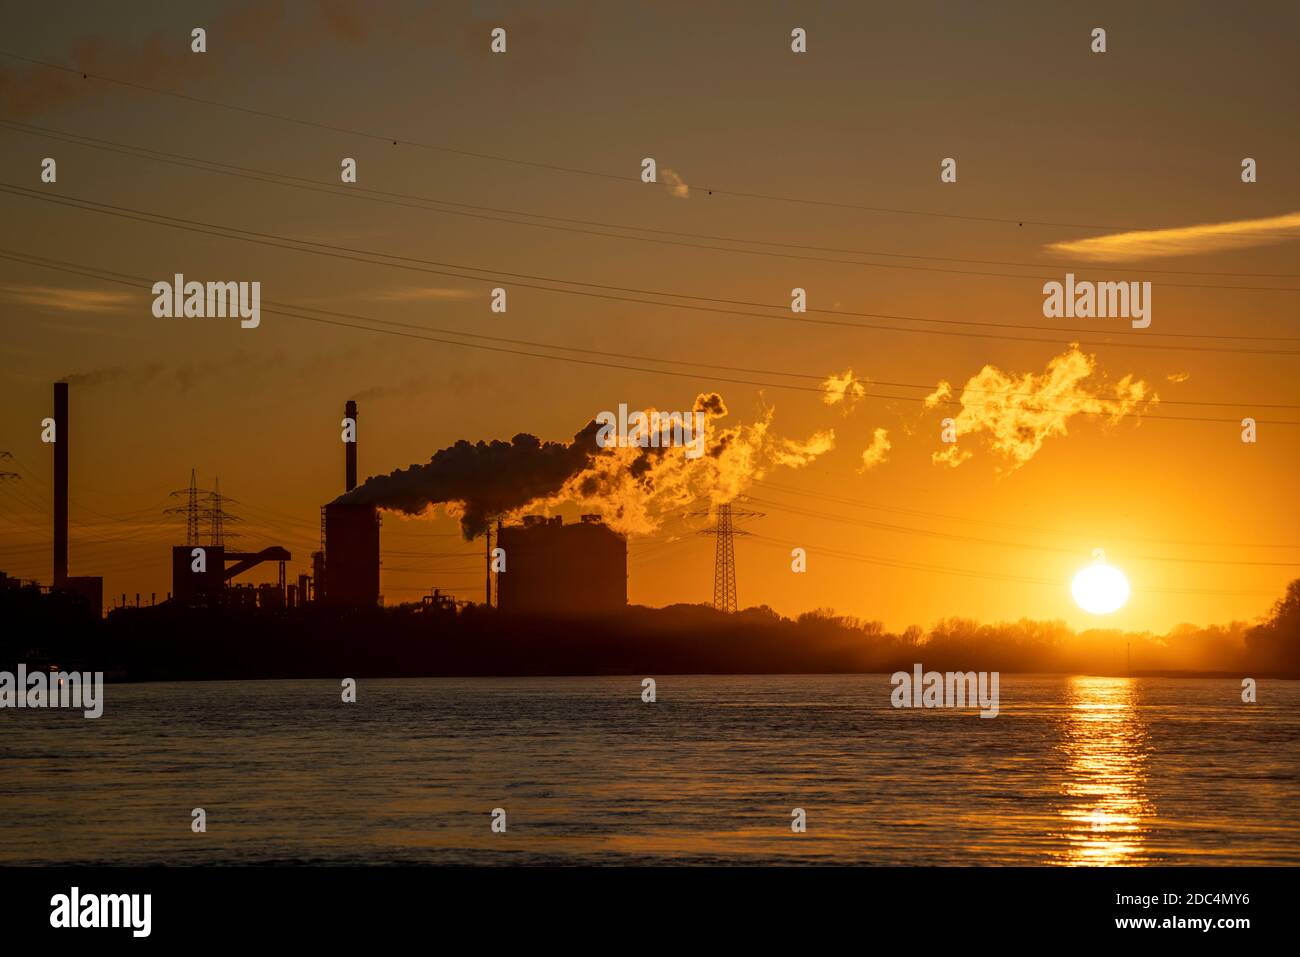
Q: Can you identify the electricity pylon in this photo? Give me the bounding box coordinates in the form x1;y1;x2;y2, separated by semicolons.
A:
165;469;209;546
693;502;763;613
206;477;241;546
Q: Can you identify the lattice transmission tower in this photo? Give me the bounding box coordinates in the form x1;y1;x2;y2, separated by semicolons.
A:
165;469;204;546
693;502;764;613
206;477;241;546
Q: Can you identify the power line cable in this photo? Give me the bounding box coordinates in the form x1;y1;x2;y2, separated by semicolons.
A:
745;533;1278;598
744;494;1300;567
3;117;1297;284
2;248;1298;425
5;186;1300;363
9;243;1296;408
0;50;1253;234
751;478;1300;550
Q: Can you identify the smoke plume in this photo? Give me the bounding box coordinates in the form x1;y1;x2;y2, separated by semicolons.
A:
820;369;867;409
925;346;1154;471
335;422;602;539
859;428;891;471
337;392;833;539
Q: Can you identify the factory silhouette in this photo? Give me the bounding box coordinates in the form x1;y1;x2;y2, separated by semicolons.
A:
5;380;1299;681
3;381;759;682
31;382;629;621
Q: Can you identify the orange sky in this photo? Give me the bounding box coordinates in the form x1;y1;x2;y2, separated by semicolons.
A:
1;0;1297;632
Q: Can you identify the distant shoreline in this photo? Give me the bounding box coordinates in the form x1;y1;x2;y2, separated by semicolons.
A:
7;597;1299;684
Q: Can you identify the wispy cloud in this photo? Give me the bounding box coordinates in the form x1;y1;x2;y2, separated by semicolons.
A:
366;286;478;303
661;168;690;200
2;283;135;313
1045;211;1300;262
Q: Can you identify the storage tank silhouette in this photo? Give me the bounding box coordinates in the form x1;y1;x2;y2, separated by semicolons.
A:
322;503;380;608
496;515;626;616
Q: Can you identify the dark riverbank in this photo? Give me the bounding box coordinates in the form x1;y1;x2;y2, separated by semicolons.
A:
5;586;1299;682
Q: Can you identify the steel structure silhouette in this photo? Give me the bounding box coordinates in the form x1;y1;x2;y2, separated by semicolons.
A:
694;502;763;613
207;477;240;546
165;469;206;546
166;469;239;546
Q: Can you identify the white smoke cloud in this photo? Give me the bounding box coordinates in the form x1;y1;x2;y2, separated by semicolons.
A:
859;428;891;472
523;393;833;535
821;369;867;409
927;346;1154;471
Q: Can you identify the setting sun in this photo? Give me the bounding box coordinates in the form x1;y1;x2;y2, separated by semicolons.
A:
1072;553;1131;615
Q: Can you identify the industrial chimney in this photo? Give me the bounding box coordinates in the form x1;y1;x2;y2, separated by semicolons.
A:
345;399;357;493
53;381;68;586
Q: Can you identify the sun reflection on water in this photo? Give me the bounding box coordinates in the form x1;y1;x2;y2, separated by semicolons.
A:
1054;676;1154;865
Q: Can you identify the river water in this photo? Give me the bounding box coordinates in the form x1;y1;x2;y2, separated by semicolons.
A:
2;674;1295;865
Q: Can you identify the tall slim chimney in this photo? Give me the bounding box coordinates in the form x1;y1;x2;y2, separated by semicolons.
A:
484;523;492;608
344;399;357;493
53;381;68;586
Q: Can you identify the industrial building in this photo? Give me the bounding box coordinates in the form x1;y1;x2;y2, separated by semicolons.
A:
166;396;380;611
496;515;626;617
32;386;625;618
316;399;382;609
164;397;382;610
320;503;380;608
169;543;292;609
28;387;525;617
171;544;226;604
